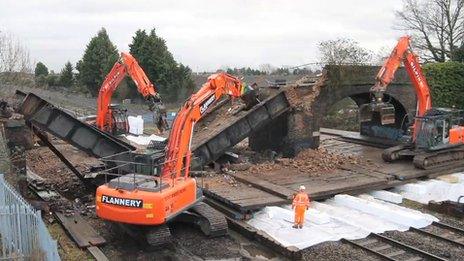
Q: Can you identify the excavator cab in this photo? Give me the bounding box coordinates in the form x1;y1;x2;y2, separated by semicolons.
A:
415;108;464;150
359;94;396;125
108;104;129;134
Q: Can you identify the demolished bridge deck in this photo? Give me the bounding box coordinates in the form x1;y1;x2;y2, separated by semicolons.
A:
202;130;464;217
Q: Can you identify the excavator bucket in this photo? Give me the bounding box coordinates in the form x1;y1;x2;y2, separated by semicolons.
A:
359;102;396;125
241;88;259;109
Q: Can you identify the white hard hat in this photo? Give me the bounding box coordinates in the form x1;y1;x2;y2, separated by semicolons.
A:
299;185;306;190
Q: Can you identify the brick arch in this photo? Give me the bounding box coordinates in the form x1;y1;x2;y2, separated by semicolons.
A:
250;65;416;156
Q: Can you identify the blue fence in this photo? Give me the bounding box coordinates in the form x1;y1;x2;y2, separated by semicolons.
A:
0;174;60;260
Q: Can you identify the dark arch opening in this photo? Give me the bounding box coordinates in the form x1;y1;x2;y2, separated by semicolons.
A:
322;92;410;140
321;97;360;131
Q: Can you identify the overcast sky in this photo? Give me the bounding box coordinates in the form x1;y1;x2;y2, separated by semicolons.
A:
0;0;404;72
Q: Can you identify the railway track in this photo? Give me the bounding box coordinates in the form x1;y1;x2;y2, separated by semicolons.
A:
410;221;464;248
343;233;446;261
343;220;464;261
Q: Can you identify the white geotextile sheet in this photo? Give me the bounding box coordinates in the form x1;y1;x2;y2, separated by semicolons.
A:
124;134;166;146
247;194;438;250
393;173;464;204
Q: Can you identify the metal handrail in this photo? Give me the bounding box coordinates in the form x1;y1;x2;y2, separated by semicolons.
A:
97;151;200;193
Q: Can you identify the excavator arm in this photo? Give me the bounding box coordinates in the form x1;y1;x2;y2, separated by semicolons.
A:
372;36;464;168
361;36;432;137
161;72;247;180
96;52;163;133
370;36;432;117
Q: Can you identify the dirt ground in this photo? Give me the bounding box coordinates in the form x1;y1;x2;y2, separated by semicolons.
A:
90;219;281;260
302;241;378;260
197;137;367;191
0;123;11;174
25;140;101;197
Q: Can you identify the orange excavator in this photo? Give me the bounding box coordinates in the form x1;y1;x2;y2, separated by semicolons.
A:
95;72;255;246
96;52;164;134
360;35;464;169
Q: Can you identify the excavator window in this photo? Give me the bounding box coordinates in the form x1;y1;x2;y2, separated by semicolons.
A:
443;119;450;140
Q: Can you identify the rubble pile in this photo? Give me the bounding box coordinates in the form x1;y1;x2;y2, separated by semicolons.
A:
35;194;96;218
248;148;358;176
26;148;92;208
203;173;240;188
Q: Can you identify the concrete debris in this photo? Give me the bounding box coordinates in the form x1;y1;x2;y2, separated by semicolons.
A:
284;75;325;114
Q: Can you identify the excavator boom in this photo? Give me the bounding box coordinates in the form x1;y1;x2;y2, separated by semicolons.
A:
362;36;464;169
162;72;245;180
360;36;432;137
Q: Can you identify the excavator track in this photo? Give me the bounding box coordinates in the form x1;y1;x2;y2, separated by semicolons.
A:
146;224;173;247
115;223;173;248
413;146;464;169
190;202;228;237
382;144;410;162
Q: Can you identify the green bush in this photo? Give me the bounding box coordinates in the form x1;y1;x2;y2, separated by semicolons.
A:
423;62;464;109
60;62;74;88
34;62;49;77
35;75;48;87
46;74;60;87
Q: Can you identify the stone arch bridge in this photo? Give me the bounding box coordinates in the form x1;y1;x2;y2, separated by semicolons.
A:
250;66;416;155
192;65;416;165
250;65;416;155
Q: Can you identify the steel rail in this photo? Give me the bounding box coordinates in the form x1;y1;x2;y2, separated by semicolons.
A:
342;233;446;261
410;222;464;248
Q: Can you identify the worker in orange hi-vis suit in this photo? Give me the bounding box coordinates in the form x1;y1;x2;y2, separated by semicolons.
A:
292;185;310;229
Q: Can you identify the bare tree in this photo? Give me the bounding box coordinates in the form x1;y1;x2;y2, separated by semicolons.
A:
318;38;373;66
0;31;32;74
396;0;464;61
